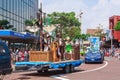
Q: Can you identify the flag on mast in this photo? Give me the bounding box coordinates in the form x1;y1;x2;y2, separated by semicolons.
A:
108;29;113;39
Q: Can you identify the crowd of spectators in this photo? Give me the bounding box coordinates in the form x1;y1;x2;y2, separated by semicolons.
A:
101;48;120;60
10;48;30;63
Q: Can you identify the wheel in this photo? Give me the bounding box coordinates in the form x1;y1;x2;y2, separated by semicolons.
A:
70;65;74;73
100;60;103;64
63;65;70;73
85;61;88;64
43;69;48;72
37;70;42;73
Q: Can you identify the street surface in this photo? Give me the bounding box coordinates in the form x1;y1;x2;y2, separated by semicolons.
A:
3;57;120;80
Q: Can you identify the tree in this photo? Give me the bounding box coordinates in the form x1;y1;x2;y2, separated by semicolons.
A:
80;34;90;41
47;12;81;27
43;17;51;25
0;20;13;29
24;20;34;26
11;28;16;31
94;28;106;40
114;21;120;31
5;25;13;29
62;27;81;40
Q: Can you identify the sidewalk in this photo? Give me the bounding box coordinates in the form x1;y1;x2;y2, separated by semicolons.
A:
104;56;120;61
12;64;15;72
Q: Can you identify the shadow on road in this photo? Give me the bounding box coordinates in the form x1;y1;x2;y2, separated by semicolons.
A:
20;69;85;77
17;76;31;80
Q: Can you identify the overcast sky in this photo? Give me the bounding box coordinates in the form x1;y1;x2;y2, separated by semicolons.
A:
38;0;120;33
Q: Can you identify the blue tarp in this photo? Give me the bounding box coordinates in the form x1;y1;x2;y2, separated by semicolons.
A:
15;62;52;66
15;59;84;69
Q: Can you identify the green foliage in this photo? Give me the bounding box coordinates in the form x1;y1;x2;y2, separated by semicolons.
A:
44;17;52;25
11;28;16;31
0;20;9;26
47;12;82;40
5;25;13;29
80;34;87;40
62;27;90;41
24;20;34;26
62;27;81;40
114;21;120;31
47;12;81;27
0;20;13;29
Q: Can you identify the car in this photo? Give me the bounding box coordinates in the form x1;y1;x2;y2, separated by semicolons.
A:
85;50;104;64
0;40;12;75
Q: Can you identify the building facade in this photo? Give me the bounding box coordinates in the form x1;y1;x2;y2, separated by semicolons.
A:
109;15;120;29
109;15;120;41
87;29;103;36
0;0;38;32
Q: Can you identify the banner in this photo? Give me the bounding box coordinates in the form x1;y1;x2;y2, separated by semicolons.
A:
108;30;113;39
89;37;100;50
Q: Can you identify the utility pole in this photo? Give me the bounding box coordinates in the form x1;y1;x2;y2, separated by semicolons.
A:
110;28;113;54
77;10;83;59
79;10;83;33
78;10;83;49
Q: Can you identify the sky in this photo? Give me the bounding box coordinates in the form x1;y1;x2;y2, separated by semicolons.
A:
38;0;120;33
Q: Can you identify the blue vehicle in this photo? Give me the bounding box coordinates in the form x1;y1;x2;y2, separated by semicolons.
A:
85;50;104;63
15;59;84;73
15;40;84;73
0;40;12;75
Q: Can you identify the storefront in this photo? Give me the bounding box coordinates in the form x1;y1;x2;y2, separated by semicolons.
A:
0;30;38;50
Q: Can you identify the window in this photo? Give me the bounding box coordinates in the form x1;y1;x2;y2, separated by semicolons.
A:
0;0;2;8
0;44;6;53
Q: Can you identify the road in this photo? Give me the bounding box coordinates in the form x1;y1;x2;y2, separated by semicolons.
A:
3;57;120;80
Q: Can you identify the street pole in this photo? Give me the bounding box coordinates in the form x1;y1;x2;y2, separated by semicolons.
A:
79;10;83;49
110;29;113;55
79;10;83;33
77;10;83;59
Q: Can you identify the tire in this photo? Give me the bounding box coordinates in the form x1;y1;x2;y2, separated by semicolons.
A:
70;65;74;73
43;69;48;72
100;60;103;64
63;65;70;73
37;70;42;73
85;61;88;64
37;69;48;73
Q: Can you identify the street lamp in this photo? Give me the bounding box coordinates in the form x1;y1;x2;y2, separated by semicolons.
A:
77;10;83;32
79;11;83;21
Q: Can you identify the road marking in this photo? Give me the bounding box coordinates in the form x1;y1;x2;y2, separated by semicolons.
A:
51;75;70;80
51;61;108;80
105;57;112;61
74;61;108;74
